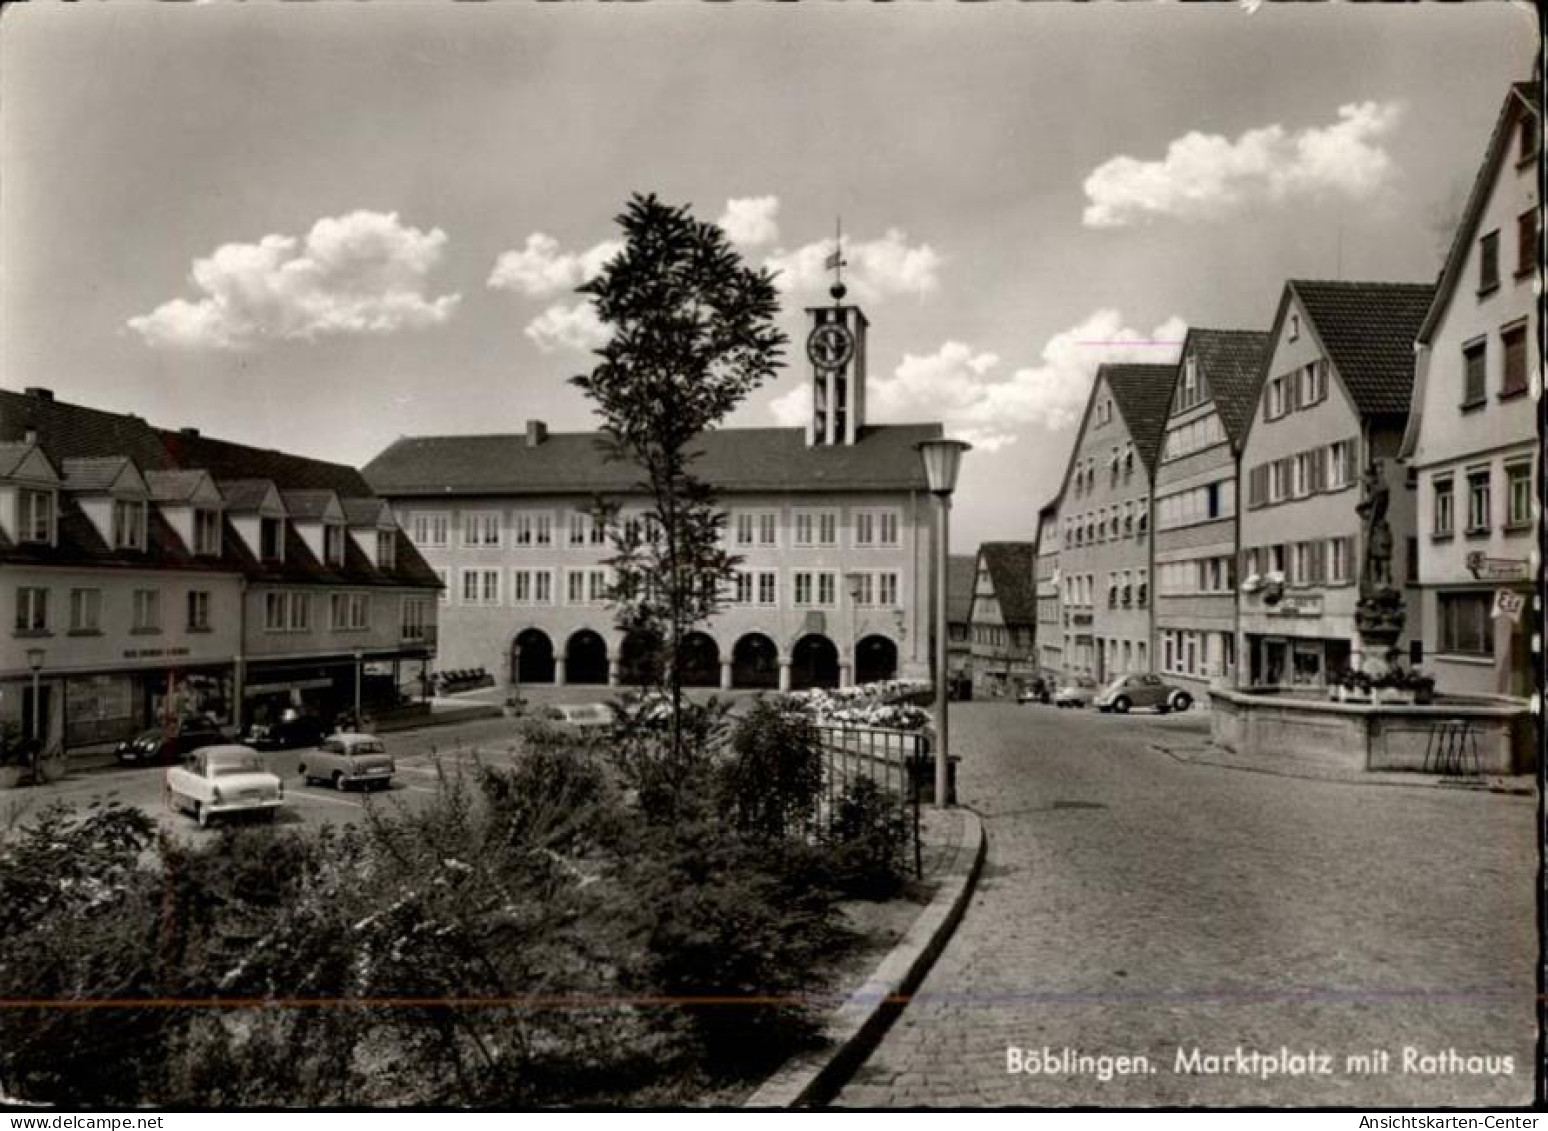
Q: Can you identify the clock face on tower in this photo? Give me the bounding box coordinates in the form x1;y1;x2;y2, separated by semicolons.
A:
807;322;855;370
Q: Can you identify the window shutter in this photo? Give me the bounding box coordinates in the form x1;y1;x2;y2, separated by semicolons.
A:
1311;541;1325;584
1311;447;1326;492
1288;371;1301;411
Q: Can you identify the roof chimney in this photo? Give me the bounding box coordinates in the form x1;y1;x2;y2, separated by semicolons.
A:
23;387;53;401
23;428;38;445
180;427;200;438
525;420;548;447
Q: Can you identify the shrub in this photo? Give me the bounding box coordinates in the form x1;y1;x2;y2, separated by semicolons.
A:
825;777;910;900
719;698;824;841
606;694;730;826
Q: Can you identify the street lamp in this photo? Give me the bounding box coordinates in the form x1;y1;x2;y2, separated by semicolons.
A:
916;438;971;808
25;647;44;752
353;647;364;728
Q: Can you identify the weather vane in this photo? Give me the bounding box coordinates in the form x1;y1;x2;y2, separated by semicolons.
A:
824;217;848;302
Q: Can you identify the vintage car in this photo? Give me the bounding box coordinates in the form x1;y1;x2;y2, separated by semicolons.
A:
117;716;227;765
244;709;328;751
298;732;397;791
166;745;284;828
1094;673;1194;715
1053;676;1100;708
542;703;615;732
1016;677;1053;705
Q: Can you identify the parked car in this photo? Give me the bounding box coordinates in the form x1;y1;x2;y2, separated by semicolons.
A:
116;716;226;765
166;744;284;828
299;732;397;791
1094;673;1194;715
1053;676;1099;708
245;710;328;751
1016;677;1052;705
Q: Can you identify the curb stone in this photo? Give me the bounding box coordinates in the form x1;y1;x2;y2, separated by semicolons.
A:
1150;742;1536;796
743;807;988;1109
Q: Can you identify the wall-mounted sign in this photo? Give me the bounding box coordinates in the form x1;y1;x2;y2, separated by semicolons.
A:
121;646;192;661
1466;552;1530;582
1267;594;1323;617
1492;589;1526;624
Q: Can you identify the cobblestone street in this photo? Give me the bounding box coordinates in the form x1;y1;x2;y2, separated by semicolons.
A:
833;701;1537;1107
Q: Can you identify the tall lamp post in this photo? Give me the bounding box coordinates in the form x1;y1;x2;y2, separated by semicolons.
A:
916;438;971;808
25;648;45;756
353;648;364;728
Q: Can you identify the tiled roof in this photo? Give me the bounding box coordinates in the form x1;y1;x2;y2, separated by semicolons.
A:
280;489;340;521
1289;280;1435;416
363;423;945;497
1183;328;1273;450
946;553;976;625
1419;82;1540;344
976;541;1038;626
144;469;209;502
218;479;281;514
0;442;41;479
0;387;438;589
342;498;391;527
1102;364;1177;474
61;456;137;493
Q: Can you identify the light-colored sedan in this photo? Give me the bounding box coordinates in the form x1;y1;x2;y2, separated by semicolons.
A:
299;732;397;791
543;704;615;731
1053;676;1100;708
166;745;284;828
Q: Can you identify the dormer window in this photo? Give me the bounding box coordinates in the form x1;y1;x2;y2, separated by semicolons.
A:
193;507;221;556
376;530;396;570
325;523;346;568
260;516;284;562
1289;314;1300;342
18;489;53;544
112;499;147;551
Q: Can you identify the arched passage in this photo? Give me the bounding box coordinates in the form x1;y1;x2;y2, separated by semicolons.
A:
513;629;555;685
855;635;899;685
731;633;779;690
565;629;609;686
790;634;840;691
618;628;664;687
679;632;721;688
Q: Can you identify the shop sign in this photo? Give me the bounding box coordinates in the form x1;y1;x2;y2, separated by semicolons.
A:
1466;552;1530;582
122;646;192;660
244;677;334;697
1267;593;1323;617
1492;589;1526;624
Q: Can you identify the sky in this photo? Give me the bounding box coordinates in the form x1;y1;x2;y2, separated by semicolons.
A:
0;2;1534;550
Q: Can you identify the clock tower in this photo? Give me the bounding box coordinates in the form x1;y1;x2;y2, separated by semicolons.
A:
805;279;869;447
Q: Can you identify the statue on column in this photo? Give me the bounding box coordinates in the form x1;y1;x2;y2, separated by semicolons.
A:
1353;459;1405;672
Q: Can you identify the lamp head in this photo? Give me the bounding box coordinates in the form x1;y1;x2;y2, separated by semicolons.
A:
25;648;45;673
916;438;972;497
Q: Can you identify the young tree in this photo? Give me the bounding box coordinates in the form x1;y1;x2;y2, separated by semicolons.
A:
572;193;786;768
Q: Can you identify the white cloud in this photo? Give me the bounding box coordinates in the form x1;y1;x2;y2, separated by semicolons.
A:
129;211;459;349
764;228;942;302
718;196;781;248
524;300;609;354
801;310;1186;451
487;233;624;298
1082;101;1403;228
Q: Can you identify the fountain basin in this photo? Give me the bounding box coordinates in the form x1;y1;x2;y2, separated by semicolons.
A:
1209;685;1535;775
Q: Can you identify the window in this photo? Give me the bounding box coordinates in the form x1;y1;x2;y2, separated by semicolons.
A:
1439;592;1493;657
851;572;874;607
1293;452;1315;498
18;489;52;544
375;529;396;570
69;588;101;634
401;597;432;642
132;589;160;633
1299;361;1327;407
1506;462;1533;529
1478;230;1500;294
1433;476;1455;538
324;524;346;567
1519;210;1538;277
512;511;553;547
15;587;48;634
758;512;779;546
734;513;755;546
1136;497;1148;535
463;511;502;548
264;592;286;632
410;512;449;547
1176;355;1203;411
1466;468;1492;534
1501;323;1528;397
194;508;222;556
1247;464;1269;509
1289;313;1300;342
793;570;837;608
112;500;147;551
1136;568;1147;608
260;517;284;562
461;568;501;606
1265;375;1288;420
1328;537;1353;585
288;592;310;632
793;509;838;547
757;570;778;607
1269;460;1290;503
512;568;554;605
877;571;899;607
187;590;212;632
1327;440;1354;490
328;592;369;631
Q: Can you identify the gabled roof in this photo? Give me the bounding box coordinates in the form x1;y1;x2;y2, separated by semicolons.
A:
1178;328;1273;450
974;541;1038;627
342;497;393;527
0;442;59;483
1419;82;1539;344
218;479;286;515
1101;364;1177;475
280;489;344;523
946;553;976;625
1282;280;1435;417
61;456;146;495
363;424;944;497
144;469;216;504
